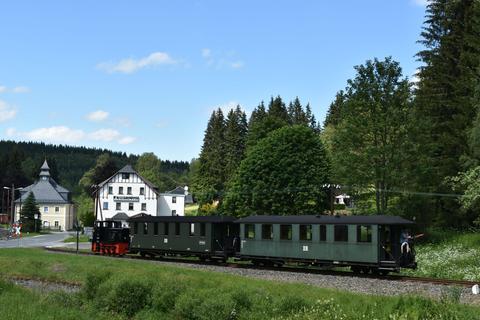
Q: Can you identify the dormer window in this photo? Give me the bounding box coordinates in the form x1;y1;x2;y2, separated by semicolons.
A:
122;173;130;180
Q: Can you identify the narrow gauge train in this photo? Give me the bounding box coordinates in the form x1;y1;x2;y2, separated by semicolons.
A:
92;214;417;274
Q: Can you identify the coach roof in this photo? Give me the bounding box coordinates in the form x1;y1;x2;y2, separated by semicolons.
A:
127;215;237;223
235;215;414;225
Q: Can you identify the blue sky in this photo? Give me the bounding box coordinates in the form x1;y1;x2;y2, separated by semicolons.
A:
0;0;427;161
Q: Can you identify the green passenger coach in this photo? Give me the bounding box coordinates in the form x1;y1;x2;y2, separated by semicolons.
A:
127;215;239;261
235;215;416;273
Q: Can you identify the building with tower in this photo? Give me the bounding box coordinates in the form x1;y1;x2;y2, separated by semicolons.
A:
15;160;75;231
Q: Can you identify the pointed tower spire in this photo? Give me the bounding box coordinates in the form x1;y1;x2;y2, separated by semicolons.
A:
39;159;51;179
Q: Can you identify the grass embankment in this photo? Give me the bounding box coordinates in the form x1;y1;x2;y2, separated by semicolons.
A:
403;229;480;281
0;248;478;320
63;235;90;243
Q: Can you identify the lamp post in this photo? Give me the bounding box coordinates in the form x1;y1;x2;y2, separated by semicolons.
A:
34;213;39;233
3;185;23;225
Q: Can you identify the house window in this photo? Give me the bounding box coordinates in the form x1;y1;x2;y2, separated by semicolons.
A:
189;223;195;236
300;225;312;241
175;223;180;236
140;187;145;195
280;225;292;240
319;225;327;241
122;173;130;180
103;202;108;210
127;187;132;195
119;187;124;195
172;210;177;216
44;207;49;213
143;222;148;235
54;221;59;227
334;225;349;242
55;207;60;212
116;202;121;210
164;222;169;235
172;196;177;204
154;223;159;235
357;225;372;243
200;223;206;237
261;224;273;240
134;222;138;234
128;203;134;211
108;186;113;195
141;203;147;211
244;224;255;239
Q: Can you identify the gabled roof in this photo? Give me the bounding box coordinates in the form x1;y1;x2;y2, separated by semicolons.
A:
15;178;71;204
235;215;414;225
109;212;130;221
166;186;186;195
97;164;159;193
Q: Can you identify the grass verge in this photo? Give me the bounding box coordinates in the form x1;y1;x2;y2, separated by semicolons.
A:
0;248;478;319
63;235;90;243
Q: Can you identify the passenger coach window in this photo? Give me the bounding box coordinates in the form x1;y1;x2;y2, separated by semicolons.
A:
154;222;158;235
280;225;292;240
319;225;326;241
357;225;372;242
143;223;148;235
200;223;206;237
175;223;180;236
300;225;312;241
334;225;348;242
261;224;273;240
133;222;138;234
189;223;195;236
245;224;255;239
164;223;169;235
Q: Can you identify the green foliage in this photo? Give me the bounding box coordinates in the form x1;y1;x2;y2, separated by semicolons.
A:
105;279;153;317
74;193;94;227
411;0;480;226
223;126;330;216
19;192;41;232
329;57;411;215
224;106;248;184
194;109;227;204
79;153;119;196
136;152;165;189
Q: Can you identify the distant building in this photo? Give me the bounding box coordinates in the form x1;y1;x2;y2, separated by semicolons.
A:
335;194;353;208
15;160;75;231
94;165;188;226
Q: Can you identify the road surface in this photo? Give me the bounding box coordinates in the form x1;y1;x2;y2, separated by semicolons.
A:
0;231;75;249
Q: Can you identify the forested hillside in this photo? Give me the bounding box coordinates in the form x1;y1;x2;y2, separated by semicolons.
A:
0;140;190;195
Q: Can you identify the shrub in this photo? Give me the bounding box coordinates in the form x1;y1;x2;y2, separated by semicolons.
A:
105;279;152;317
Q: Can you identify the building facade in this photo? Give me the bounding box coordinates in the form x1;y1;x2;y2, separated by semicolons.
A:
95;165;187;225
15;160;75;231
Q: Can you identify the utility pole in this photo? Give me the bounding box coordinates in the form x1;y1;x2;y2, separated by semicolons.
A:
11;183;15;224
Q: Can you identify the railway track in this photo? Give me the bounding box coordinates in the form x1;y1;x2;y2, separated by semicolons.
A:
44;247;478;288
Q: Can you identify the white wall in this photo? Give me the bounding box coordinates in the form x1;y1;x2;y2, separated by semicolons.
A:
96;172;158;220
158;194;185;216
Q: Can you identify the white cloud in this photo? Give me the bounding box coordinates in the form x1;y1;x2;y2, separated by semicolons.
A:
412;0;428;6
0;100;17;122
97;52;178;74
24;126;86;143
87;110;109;122
8;125;136;145
118;136;136;145
12;86;30;93
201;48;211;58
89;129;121;142
230;61;244;69
0;85;30;94
6;127;16;137
201;49;244;70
